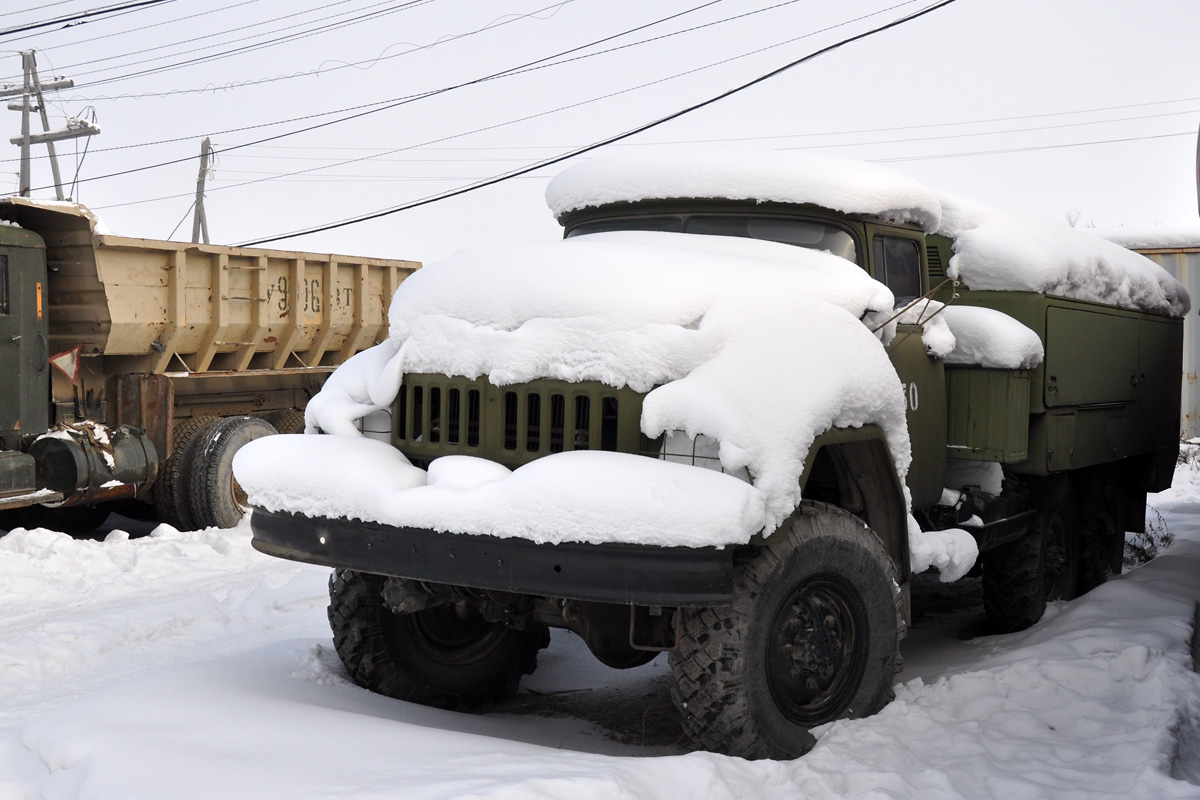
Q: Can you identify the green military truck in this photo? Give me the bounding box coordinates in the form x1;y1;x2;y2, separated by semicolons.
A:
0;198;417;534
243;151;1185;759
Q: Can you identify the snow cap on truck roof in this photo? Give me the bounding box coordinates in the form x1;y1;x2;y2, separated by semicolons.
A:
545;148;943;232
937;191;1191;318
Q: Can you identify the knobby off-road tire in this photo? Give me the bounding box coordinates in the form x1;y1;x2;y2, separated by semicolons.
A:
186;415;278;530
154;415;219;531
668;502;904;760
982;502;1078;633
328;570;550;711
1076;471;1123;595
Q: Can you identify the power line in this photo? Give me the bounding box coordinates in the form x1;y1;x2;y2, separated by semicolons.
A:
203;106;1199;161
236;0;963;246
13;0;733;186
1;0;286;79
871;130;1196;163
67;0;438;90
65;0;772;101
0;0;175;41
0;2;78;20
88;0;927;208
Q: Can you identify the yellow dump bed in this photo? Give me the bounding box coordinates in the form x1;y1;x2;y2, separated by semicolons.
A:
0;198;418;374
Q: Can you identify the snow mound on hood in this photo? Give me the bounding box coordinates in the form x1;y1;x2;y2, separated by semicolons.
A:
546;148;943;232
297;230;910;536
937;192;1191;318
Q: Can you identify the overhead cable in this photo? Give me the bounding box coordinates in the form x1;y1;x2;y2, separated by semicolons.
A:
15;0;732;184
0;0;175;41
235;0;963;246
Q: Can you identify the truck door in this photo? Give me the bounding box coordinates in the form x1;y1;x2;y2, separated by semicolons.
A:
0;231;49;438
869;229;948;509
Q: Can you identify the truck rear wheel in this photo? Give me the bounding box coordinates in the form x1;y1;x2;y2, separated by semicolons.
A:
668;502;903;759
328;570;549;711
154;415;219;531
258;408;305;435
981;501;1078;632
186;416;278;530
1076;471;1123;594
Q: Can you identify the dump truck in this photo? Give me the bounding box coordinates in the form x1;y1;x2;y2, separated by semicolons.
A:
0;198;417;534
240;151;1185;759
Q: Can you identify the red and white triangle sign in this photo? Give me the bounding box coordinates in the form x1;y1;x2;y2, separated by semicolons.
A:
50;345;82;384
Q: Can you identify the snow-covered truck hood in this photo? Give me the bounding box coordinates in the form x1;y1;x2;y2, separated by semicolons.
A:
235;231;913;547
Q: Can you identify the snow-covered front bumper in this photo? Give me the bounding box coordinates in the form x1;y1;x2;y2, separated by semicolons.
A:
234;433;766;604
249;507;735;605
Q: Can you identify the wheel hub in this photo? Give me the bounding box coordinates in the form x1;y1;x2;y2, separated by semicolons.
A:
766;574;867;725
783;598;844;686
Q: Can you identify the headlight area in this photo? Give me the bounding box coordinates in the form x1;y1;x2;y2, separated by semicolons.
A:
657;431;751;484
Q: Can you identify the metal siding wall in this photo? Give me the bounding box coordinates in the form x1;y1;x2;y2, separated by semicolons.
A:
1144;251;1200;438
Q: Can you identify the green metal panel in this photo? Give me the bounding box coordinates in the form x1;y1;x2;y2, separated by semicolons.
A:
1044;307;1137;407
1137;314;1185;448
0;227;49;438
1047;412;1077;472
945;367;1030;462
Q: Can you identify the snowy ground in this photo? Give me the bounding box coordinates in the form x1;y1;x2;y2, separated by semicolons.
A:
2;467;1200;799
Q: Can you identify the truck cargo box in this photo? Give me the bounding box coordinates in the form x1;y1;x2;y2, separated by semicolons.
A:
953;289;1182;480
0;198;417;375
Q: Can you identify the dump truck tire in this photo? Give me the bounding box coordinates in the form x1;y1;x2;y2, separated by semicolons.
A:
155;415;219;531
187;415;277;530
258;408;306;435
328;570;549;711
668;502;903;760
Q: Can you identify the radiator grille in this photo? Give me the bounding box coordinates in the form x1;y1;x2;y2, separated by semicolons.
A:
394;375;649;468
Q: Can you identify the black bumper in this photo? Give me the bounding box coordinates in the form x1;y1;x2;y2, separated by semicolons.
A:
250;508;737;606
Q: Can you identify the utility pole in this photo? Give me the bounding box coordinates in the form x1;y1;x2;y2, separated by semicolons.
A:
0;50;99;199
191;136;212;244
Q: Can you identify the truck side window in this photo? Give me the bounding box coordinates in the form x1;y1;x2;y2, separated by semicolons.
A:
872;236;921;304
0;255;7;315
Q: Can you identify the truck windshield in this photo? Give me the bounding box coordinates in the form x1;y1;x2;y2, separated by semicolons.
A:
566;214;857;263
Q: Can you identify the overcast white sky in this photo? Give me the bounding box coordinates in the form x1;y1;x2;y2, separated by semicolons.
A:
1;0;1197;263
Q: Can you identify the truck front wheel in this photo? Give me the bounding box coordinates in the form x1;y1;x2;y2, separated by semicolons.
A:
328;570;549;711
669;502;903;759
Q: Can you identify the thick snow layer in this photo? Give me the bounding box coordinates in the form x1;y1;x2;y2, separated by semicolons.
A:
301;231;910;532
895;298;956;359
1098;226;1200;250
3;463;1200;797
940;305;1044;369
908;525;979;583
235;436;768;547
944;459;1005;496
545;148;943;231
937;192;1191;318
